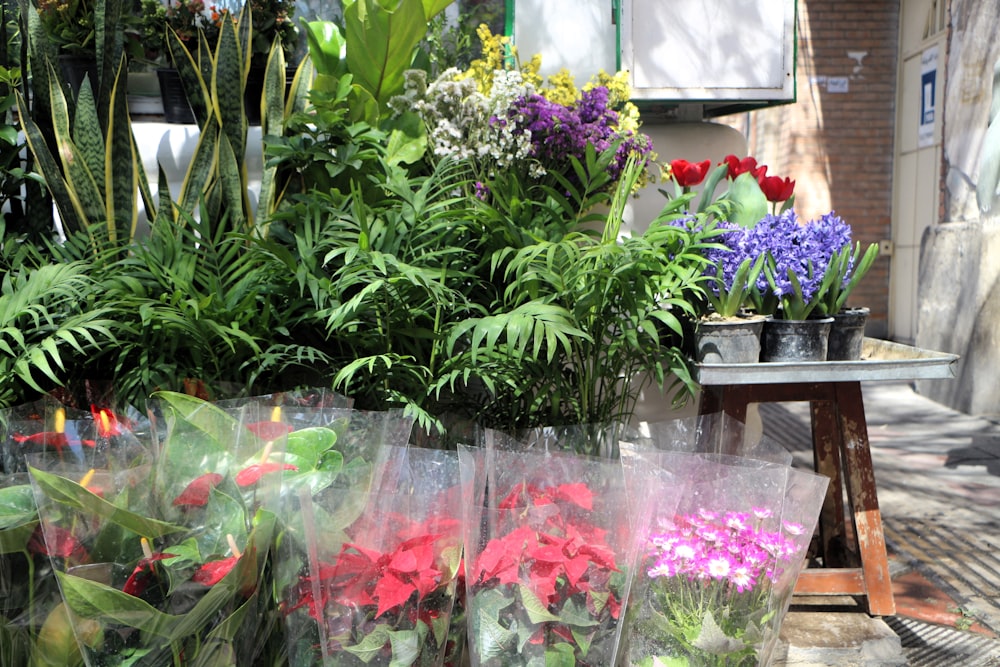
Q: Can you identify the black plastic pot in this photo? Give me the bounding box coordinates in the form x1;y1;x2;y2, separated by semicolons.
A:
156;68;195;124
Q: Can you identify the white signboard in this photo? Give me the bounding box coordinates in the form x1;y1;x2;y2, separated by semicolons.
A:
919;45;938;148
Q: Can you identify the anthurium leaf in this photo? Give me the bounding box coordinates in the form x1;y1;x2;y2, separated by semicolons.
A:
284;426;338;467
518;584;560;624
0;521;37;554
421;0;451;19
28;467;186;539
470;588;517;659
56;571;175;635
153;391;241;453
0;484;37;529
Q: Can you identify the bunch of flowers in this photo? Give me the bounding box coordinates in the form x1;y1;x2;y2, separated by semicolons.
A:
459;443;640;667
22;392;294;665
629;508;803;665
392;25;654;200
278;445;462;667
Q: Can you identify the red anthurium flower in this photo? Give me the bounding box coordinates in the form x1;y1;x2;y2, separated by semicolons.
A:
173;472;224;507
758;174;796;202
122;552;176;597
246;421;293;441
192;555;240;586
28;524;89;563
90;405;125;438
12;431;73;451
235;462;297;487
722;154;767;181
669;159;712;187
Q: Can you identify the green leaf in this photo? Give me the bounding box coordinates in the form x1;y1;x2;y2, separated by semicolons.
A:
470;588;517;660
344;0;426;109
28;467;186;539
56;571;174;635
303;20;347;77
0;484;37;529
387;628;420;666
518;584;560;624
343;624;391;662
544;643;577;667
726;172;768;227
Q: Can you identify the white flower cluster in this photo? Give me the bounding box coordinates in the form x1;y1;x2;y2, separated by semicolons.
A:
390;68;536;178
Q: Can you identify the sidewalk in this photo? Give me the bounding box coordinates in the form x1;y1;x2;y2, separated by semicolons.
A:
759;381;1000;665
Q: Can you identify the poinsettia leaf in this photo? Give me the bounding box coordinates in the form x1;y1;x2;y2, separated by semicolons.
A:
0;484;37;529
387;628;420;666
470;588;518;659
570;626;594;658
556;596;600;628
28;467;186;539
343;623;391;662
545;642;577;667
518;584;560;624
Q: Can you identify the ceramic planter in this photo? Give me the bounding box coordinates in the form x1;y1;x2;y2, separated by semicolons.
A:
827;307;870;360
695;314;767;364
761;316;834;362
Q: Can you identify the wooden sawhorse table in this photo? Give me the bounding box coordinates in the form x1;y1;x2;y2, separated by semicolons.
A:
694;338;958;617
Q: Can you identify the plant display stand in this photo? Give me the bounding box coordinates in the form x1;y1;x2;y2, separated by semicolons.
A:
694;338;959;616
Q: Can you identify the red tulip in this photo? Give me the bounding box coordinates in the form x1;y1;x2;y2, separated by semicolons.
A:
669;159;712;187
758;174;796;202
173;472;224;507
722;154;767;180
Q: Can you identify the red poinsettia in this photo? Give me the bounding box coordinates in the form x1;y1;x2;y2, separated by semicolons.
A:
472;483;620;612
291;532;448;620
669;159;712;187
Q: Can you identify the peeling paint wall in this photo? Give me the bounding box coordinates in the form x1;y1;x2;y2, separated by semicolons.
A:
915;0;1000;417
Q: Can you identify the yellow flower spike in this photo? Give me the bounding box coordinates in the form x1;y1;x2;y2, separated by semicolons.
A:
140;537;153;560
54;407;65;434
270;406;282;423
79;468;96;489
226;534;241;559
543;68;578;106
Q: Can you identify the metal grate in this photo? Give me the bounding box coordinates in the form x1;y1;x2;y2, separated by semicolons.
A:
886;616;1000;667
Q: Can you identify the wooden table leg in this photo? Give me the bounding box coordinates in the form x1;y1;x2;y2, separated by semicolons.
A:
810;399;853;567
834;382;895;616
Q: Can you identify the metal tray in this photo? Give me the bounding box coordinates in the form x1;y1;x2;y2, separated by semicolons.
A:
694;338;960;386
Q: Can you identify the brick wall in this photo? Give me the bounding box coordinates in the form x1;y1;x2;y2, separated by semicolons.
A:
724;0;900;337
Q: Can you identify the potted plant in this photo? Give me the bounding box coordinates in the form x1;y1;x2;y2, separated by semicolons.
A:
35;0;97;93
817;235;880;360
